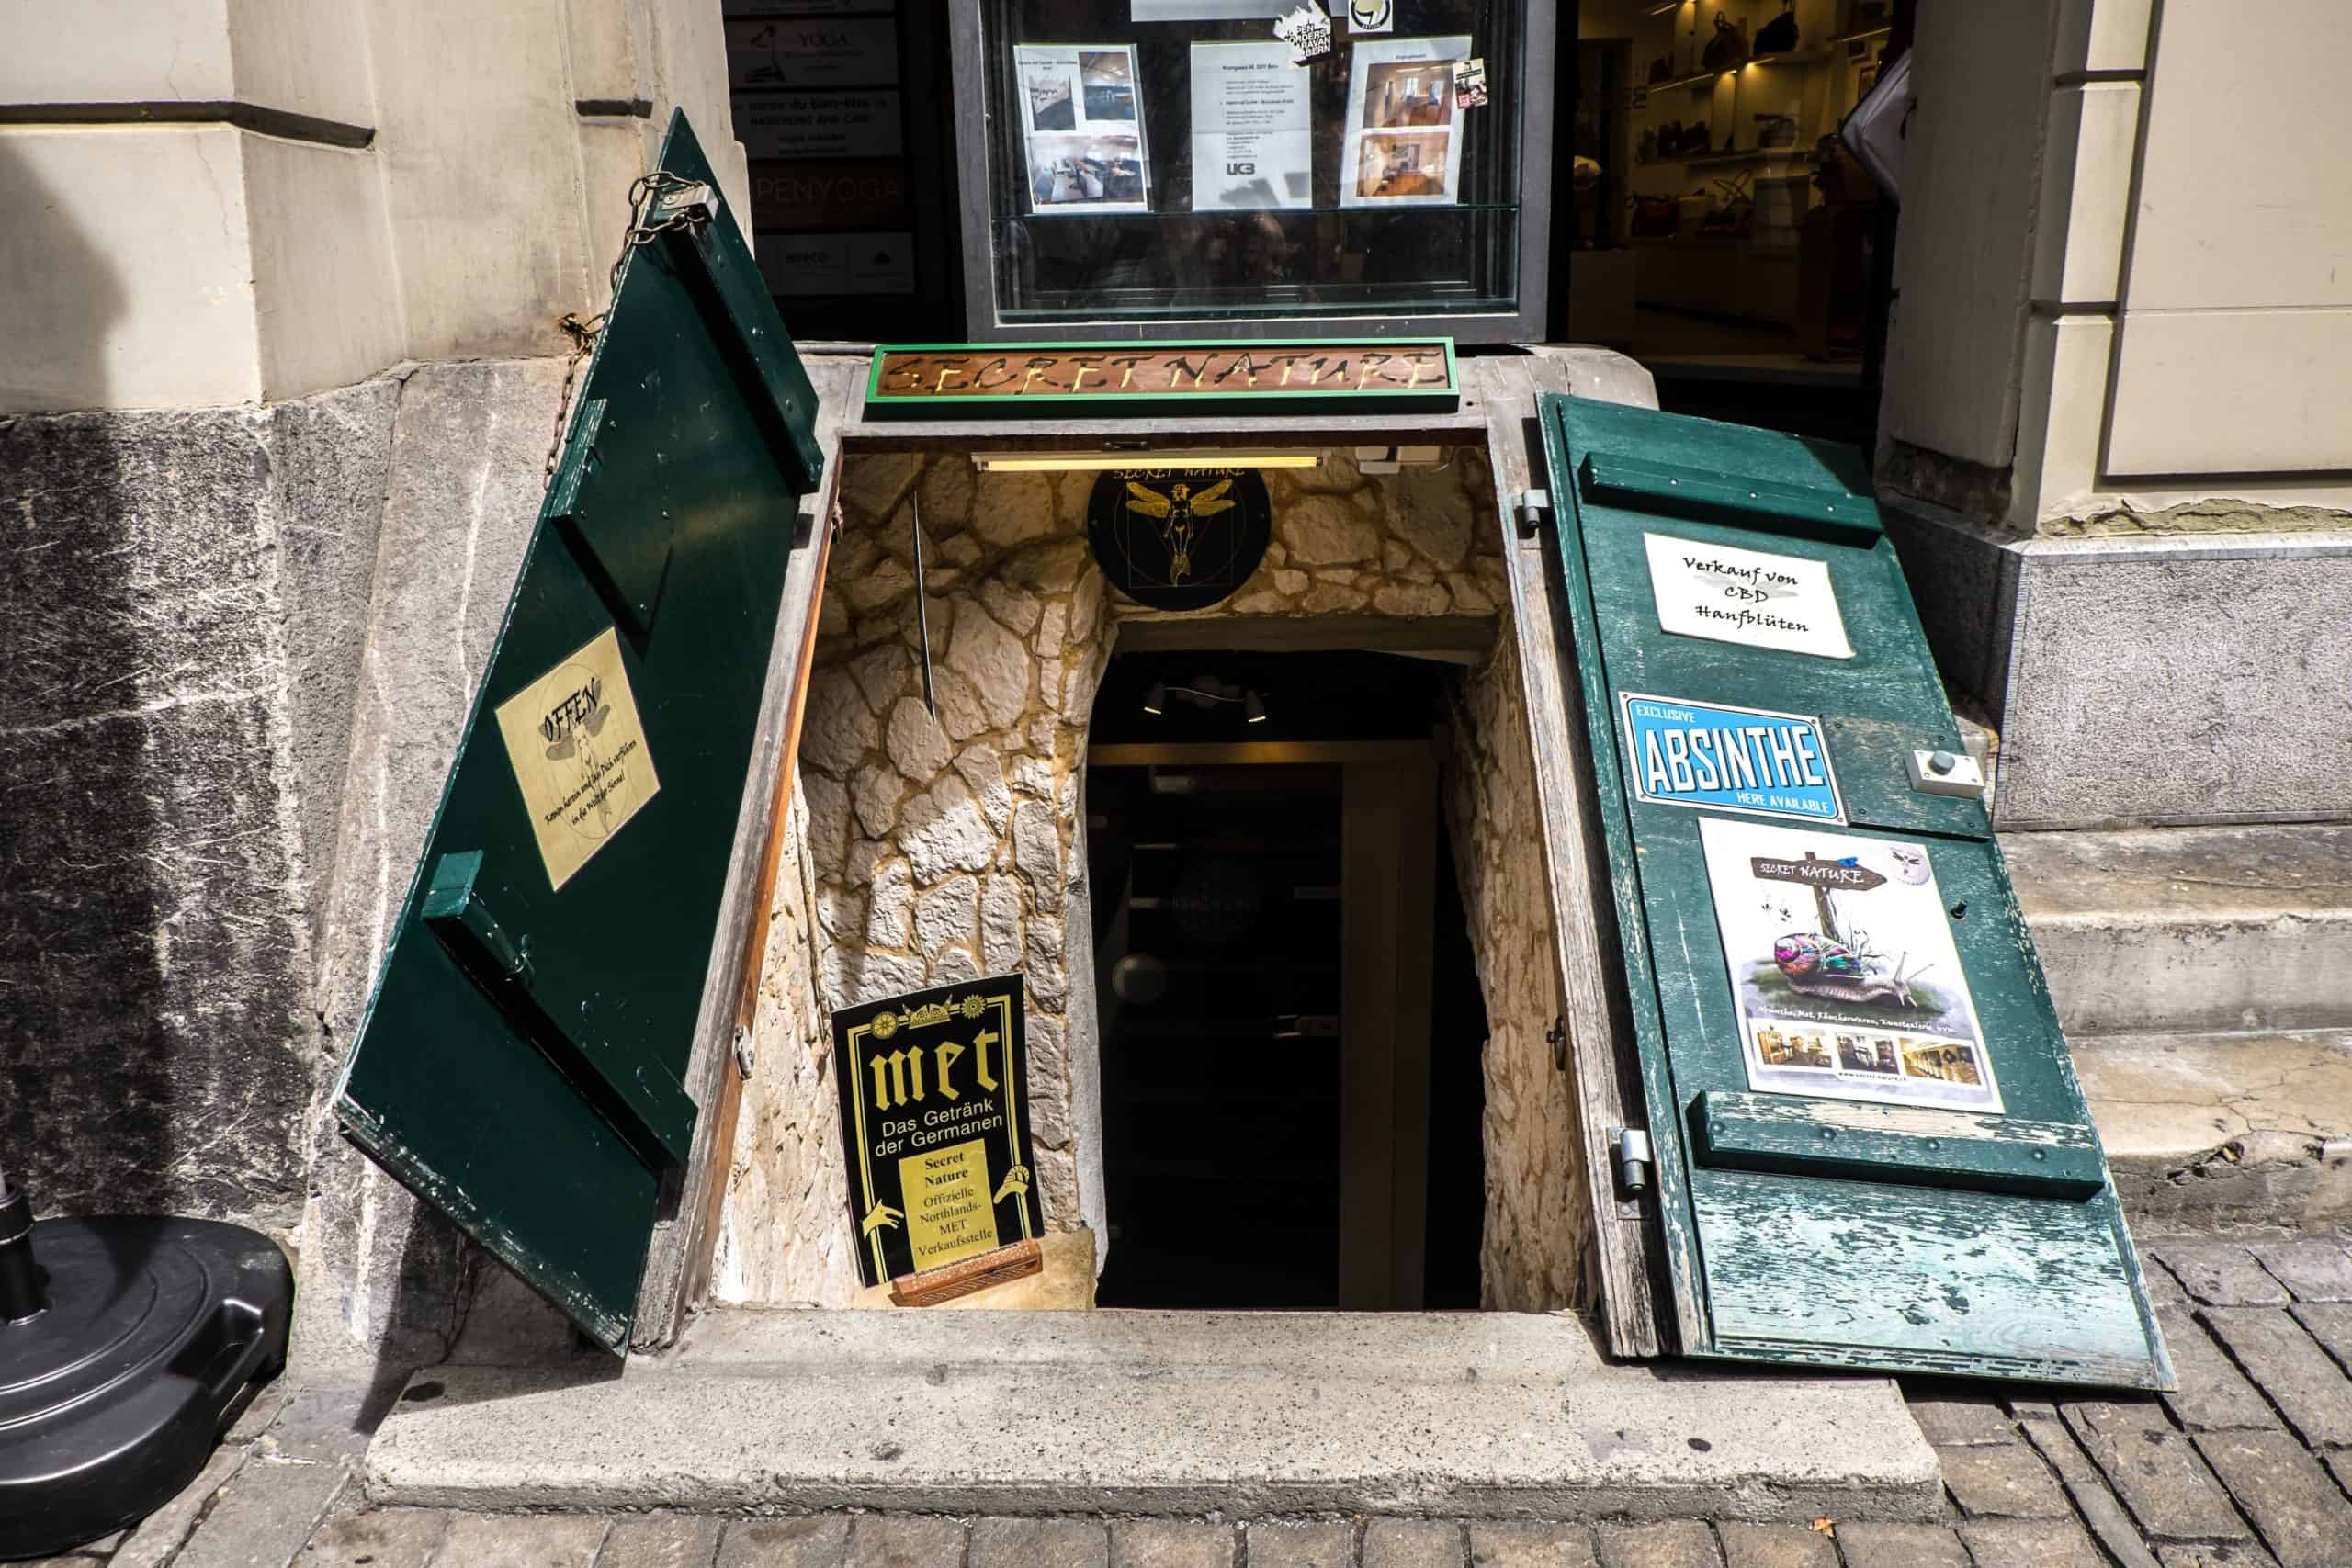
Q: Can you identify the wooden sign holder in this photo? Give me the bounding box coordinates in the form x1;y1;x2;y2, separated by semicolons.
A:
888;1237;1045;1308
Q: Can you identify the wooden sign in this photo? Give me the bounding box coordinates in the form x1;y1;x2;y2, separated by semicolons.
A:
832;975;1046;1289
864;338;1459;418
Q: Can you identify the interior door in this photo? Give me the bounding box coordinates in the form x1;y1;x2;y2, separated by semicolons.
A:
333;112;823;1350
1539;393;2172;1388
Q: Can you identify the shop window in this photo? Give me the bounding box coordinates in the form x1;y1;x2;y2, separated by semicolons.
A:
957;1;1549;340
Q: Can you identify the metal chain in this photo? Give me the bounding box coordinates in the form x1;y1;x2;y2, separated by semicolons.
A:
543;170;715;479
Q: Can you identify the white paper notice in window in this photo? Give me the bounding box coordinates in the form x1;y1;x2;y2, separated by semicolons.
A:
1643;533;1855;660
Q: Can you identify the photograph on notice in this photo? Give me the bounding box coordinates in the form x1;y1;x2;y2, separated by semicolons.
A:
1025;67;1076;130
1356;133;1450;198
1027;133;1149;209
1080;51;1137;120
1339;36;1470;208
1699;816;2001;1112
1363;60;1454;128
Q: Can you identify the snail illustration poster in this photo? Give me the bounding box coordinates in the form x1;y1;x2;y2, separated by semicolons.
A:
1698;817;2001;1113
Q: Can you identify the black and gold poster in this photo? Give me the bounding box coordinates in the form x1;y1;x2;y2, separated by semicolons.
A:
832;975;1043;1286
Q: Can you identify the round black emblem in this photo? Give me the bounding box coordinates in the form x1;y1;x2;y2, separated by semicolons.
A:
1086;468;1272;612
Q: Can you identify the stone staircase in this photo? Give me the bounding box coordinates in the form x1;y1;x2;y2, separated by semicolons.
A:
2009;822;2352;1231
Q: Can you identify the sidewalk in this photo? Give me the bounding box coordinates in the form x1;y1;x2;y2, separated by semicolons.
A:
27;1232;2352;1568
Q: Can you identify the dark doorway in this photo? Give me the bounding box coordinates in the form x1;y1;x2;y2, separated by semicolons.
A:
1085;651;1487;1311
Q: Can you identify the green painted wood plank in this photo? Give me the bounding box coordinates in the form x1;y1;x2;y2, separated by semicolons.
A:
1693;1091;2106;1198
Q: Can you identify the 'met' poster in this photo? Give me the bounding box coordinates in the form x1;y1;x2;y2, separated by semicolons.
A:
1699;818;2002;1114
833;975;1045;1286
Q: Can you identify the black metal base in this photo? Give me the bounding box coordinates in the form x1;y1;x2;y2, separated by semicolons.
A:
0;1215;292;1561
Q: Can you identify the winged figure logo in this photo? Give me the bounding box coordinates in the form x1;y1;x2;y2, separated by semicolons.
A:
1123;478;1237;583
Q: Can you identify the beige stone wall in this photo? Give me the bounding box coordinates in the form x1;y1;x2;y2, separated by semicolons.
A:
723;443;1600;1306
1442;635;1591;1313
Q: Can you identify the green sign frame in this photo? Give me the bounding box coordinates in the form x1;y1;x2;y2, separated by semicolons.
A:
863;337;1460;419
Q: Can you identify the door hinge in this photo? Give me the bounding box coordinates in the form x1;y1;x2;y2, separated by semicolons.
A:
733;1025;756;1080
1611;1126;1654;1196
1514;488;1552;539
1546;1015;1567;1071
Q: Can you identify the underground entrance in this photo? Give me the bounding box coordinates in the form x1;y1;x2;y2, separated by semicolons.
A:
708;440;1596;1316
1084;649;1488;1311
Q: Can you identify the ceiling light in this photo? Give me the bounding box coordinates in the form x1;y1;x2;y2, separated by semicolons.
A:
971;450;1323;473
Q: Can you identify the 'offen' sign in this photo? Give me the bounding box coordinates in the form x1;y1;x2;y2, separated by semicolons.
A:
865;338;1459;418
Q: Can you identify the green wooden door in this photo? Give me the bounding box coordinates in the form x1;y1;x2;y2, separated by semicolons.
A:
1541;394;2172;1388
334;112;822;1351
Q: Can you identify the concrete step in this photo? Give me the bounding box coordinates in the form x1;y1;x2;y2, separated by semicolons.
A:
365;1309;1941;1522
2080;1029;2352;1232
2006;824;2352;1036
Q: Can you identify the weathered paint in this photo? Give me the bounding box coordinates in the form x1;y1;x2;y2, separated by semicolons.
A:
333;112;821;1350
1540;393;2173;1389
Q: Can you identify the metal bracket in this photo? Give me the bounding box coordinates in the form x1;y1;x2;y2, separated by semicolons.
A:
1611;1126;1654;1195
1514;488;1552;539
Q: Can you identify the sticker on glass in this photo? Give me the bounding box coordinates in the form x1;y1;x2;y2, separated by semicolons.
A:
1345;0;1396;32
1643;533;1854;660
494;626;662;891
1452;57;1488;107
1620;692;1844;824
1272;4;1333;63
1699;817;2001;1113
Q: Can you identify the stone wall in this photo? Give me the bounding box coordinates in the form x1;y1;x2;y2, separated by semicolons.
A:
1442;635;1590;1312
724;444;1611;1306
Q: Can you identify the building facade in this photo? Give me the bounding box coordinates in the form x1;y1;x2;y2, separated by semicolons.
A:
0;0;2344;1391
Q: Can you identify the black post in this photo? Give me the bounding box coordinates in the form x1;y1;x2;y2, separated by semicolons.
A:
0;1163;45;1324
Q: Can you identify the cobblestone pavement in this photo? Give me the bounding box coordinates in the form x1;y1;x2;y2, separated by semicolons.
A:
25;1235;2352;1568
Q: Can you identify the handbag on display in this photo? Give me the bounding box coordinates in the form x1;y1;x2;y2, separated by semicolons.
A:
1702;13;1748;72
1632;194;1680;237
1757;3;1799;56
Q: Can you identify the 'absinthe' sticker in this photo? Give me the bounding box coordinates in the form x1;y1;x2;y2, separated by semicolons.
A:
1619;692;1844;825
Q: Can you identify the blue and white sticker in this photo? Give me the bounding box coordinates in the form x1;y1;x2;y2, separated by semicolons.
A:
1619;692;1845;825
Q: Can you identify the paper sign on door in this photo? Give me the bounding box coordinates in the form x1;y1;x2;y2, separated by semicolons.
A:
1645;534;1854;660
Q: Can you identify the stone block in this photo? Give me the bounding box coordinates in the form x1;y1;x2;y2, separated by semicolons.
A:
844;1518;968;1568
2156;1547;2281;1567
1245;1522;1355;1568
1958;1517;2108;1567
1711;1524;1832;1568
2155;1308;2282;1432
1467;1523;1599;1567
2250;1241;2352;1303
1808;1523;1964;1568
2066;1401;2250;1542
601;1517;725;1568
2200;1310;2352;1448
293;1507;451;1568
718;1517;850;1568
172;1459;353;1568
2155;1245;2293;1307
970;1518;1108;1568
1937;1440;2073;1517
2194;1430;2352;1568
1592;1521;1721;1568
1108;1520;1236;1568
1362;1519;1463;1568
2289;1304;2352;1374
110;1442;250;1568
1907;1393;2019;1447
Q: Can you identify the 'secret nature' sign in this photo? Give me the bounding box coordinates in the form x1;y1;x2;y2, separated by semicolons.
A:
865;338;1459;417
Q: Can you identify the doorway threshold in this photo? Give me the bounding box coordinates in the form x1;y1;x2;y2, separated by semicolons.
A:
366;1309;1940;1521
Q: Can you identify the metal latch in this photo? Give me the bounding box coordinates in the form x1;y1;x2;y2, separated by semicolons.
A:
1611;1127;1654;1195
1907;747;1986;799
648;179;720;228
1515;488;1552;538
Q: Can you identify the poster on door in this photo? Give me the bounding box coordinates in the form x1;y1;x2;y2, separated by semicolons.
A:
1699;818;2002;1113
1340;35;1471;208
832;975;1045;1286
1189;40;1312;210
1014;43;1152;213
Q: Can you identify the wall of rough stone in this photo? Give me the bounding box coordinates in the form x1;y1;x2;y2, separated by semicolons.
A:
724;443;1608;1307
1441;636;1591;1313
